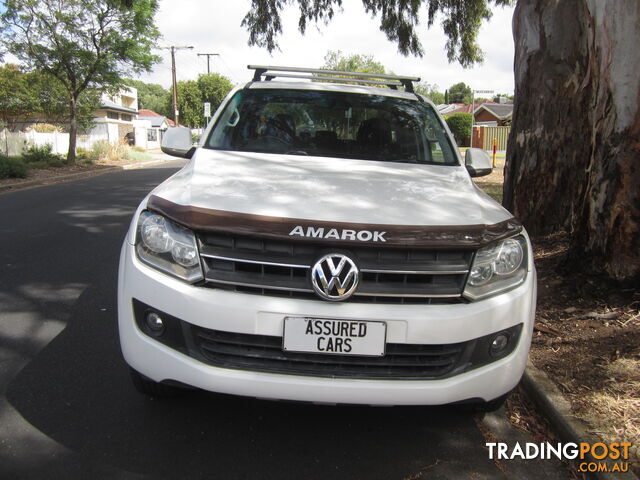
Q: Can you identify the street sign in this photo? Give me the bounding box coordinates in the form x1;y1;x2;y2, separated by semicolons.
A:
204;102;211;118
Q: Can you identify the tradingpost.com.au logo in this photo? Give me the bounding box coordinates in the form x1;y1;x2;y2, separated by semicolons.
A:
486;441;636;474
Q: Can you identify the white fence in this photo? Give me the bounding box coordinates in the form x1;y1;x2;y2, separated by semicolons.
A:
0;124;111;156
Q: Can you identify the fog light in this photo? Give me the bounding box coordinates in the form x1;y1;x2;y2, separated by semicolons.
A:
145;312;165;336
490;333;509;356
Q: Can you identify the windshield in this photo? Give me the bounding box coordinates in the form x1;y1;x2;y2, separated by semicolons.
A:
205;88;458;165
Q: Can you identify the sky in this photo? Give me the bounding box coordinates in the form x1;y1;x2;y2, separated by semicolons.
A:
140;0;516;95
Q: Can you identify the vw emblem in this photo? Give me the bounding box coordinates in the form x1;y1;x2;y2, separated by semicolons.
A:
311;253;359;301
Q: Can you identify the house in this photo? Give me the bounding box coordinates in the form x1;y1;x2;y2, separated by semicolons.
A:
134;109;174;149
92;87;139;142
473;103;514;126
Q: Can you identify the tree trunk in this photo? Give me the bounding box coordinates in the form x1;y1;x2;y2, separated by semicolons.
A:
67;95;78;164
504;0;640;280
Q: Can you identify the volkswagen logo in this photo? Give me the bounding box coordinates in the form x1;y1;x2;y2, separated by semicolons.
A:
310;253;359;301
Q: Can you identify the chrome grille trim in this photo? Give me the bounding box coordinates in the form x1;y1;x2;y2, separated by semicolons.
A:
360;268;469;275
198;232;473;303
200;253;310;269
354;292;462;298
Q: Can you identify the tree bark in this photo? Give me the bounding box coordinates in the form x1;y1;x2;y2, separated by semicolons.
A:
67;95;78;164
504;0;640;280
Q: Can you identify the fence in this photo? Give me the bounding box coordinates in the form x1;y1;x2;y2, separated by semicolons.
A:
472;125;511;151
0;124;110;156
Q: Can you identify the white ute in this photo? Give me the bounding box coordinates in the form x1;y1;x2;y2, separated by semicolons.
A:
118;65;536;409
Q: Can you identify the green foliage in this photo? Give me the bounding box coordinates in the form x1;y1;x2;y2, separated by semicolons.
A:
125;78;171;117
0;154;28;179
448;82;472;104
494;93;514;102
0;65;101;131
173;80;201;128
0;64;40;122
21;144;63;167
169;74;234;128
414;82;445;104
445;113;472;146
323;50;386;74
1;0;161;162
242;0;513;66
75;147;95;164
197;73;234;115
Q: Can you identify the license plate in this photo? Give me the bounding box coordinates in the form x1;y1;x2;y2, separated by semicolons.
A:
283;317;386;356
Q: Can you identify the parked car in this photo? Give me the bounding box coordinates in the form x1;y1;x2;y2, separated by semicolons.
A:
118;65;536;410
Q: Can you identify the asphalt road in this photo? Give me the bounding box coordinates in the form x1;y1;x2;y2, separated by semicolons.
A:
0;162;559;479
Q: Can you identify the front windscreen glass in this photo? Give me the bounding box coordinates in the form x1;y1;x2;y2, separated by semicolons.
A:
205;88;458;165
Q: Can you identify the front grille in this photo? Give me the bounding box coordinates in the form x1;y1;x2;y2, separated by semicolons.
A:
191;326;469;380
198;232;473;304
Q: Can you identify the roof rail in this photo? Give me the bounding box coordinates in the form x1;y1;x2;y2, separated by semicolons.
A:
248;65;420;93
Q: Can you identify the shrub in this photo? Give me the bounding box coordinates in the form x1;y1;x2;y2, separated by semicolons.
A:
0;154;28;179
21;144;64;167
91;140;129;162
75;147;95;164
445;113;473;147
31;123;63;133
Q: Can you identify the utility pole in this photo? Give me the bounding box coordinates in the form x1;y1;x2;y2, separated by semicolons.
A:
197;53;219;74
160;45;193;125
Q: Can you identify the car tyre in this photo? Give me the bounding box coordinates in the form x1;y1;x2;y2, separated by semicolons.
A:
456;392;510;413
475;393;509;412
129;368;183;398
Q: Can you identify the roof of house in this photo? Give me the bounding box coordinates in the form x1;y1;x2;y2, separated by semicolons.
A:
475;103;514;119
138;115;168;128
137;109;175;127
100;100;138;115
138;109;163;117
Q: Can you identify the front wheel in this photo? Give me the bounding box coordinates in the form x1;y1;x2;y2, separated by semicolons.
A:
457;392;510;413
476;393;509;412
129;368;183;398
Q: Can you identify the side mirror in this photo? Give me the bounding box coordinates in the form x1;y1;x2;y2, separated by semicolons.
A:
465;148;493;177
161;126;195;159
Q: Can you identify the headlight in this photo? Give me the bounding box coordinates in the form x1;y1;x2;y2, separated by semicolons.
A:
135;211;203;283
463;235;528;300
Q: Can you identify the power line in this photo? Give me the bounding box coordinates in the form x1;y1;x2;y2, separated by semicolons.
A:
217;55;242;84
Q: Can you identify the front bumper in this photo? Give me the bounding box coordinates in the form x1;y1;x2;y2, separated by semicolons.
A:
118;241;536;405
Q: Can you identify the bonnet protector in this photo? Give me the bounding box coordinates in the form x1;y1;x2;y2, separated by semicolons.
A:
147;195;522;249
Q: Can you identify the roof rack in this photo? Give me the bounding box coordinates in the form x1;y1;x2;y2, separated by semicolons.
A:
248;65;420;93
